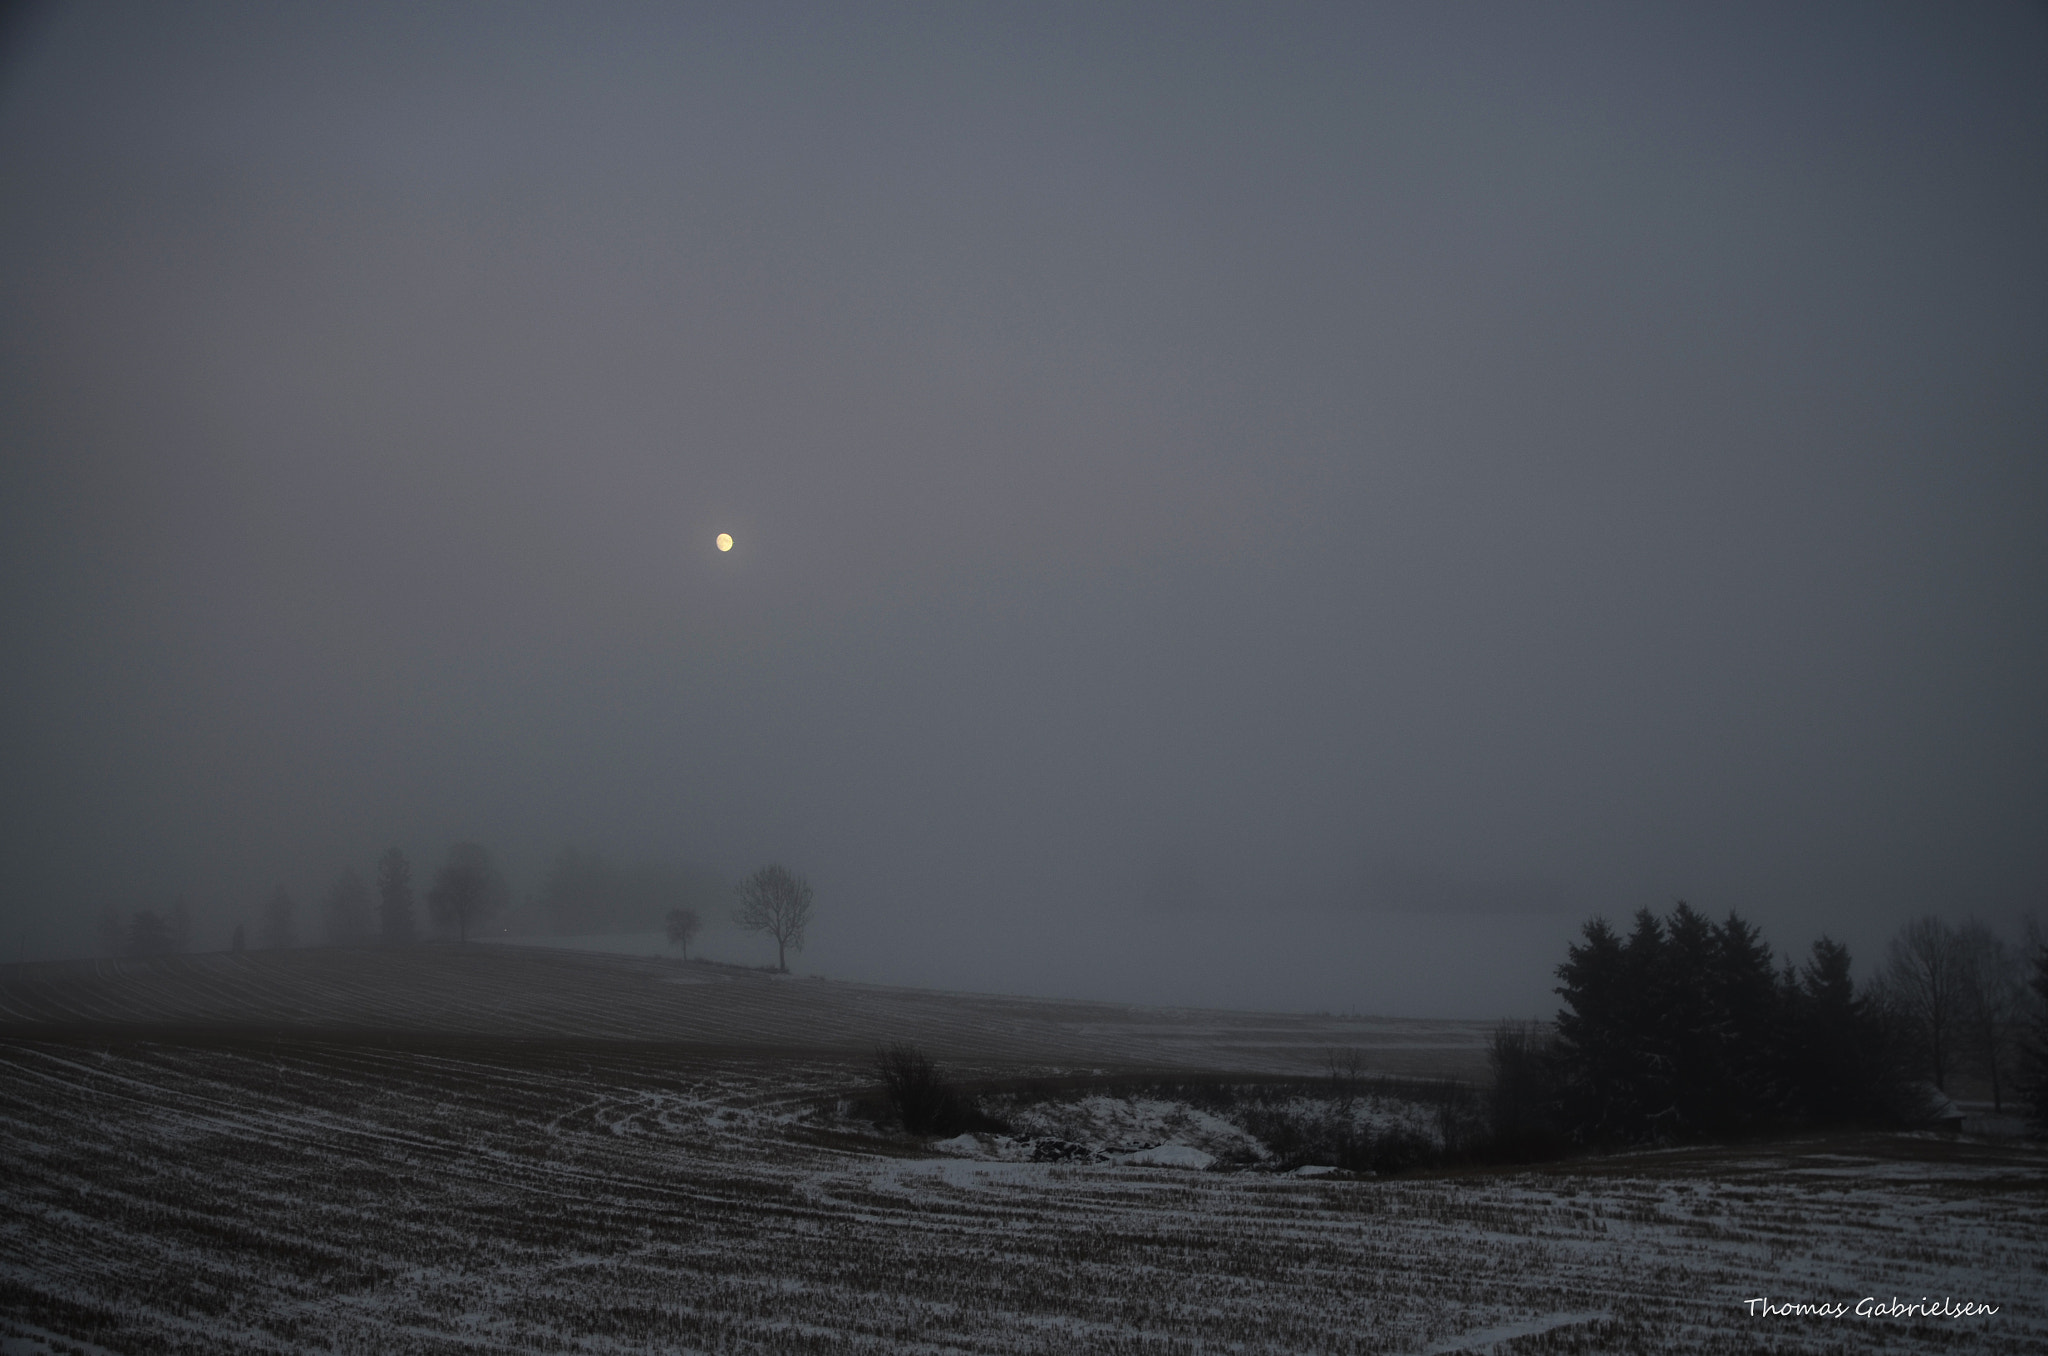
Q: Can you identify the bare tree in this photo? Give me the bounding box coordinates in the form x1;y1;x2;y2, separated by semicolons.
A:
1955;921;2025;1111
2024;920;2048;1133
428;842;508;944
873;1043;971;1135
377;847;417;946
665;906;701;960
1879;916;1965;1091
732;864;812;972
257;887;297;950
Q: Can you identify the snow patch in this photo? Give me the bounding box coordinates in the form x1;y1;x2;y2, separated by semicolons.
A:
1120;1142;1214;1170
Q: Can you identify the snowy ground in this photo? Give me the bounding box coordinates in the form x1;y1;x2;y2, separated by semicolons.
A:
1;952;2042;1354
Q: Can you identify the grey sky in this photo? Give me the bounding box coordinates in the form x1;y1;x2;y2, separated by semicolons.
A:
2;1;2044;1016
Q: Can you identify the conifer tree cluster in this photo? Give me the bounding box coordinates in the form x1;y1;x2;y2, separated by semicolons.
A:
1536;903;1913;1146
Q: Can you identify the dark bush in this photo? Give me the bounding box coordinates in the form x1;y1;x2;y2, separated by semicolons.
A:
872;1044;1004;1137
1485;1020;1568;1162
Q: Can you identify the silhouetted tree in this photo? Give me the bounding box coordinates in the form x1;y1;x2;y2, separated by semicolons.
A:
1954;921;2026;1112
665;906;701;960
257;887;296;950
1710;909;1784;1121
377;847;417;946
1552;915;1632;1143
1778;936;1910;1125
231;922;246;953
428;842;507;944
873;1044;993;1136
322;866;374;946
1485;1020;1563;1158
733;864;812;971
1879;916;1966;1092
1552;903;1892;1144
2022;926;2048;1135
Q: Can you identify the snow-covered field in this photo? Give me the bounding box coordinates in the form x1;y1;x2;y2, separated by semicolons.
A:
1;951;2041;1354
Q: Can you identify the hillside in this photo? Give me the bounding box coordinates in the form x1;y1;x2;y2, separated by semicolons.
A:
0;945;1491;1079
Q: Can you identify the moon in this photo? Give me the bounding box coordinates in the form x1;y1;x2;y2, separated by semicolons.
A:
716;533;733;552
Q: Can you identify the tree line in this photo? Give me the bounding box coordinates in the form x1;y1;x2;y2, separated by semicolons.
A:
1492;904;2048;1154
92;848;818;971
95;843;509;956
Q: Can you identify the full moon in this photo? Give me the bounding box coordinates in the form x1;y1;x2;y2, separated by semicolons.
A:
715;533;733;552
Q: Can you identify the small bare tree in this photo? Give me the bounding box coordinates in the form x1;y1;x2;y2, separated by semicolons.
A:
1956;921;2026;1111
1879;916;1965;1091
874;1043;966;1135
732;864;812;972
665;906;701;960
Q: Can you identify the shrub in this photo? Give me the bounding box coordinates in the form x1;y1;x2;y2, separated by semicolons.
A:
872;1044;1003;1137
1485;1020;1567;1162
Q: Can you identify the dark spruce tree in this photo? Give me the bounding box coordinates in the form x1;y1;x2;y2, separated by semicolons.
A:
1553;903;1901;1147
1779;937;1912;1126
1552;915;1636;1143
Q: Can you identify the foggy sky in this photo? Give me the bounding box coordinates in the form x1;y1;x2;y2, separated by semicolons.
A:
2;1;2044;1017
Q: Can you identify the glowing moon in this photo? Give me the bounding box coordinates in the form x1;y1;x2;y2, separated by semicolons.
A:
716;533;733;552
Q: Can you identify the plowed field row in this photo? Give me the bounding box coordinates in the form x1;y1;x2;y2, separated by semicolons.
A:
0;948;1490;1078
2;1035;2039;1355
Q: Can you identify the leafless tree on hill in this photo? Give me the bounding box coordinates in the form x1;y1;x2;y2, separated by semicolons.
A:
1879;916;1967;1092
665;906;701;960
1955;921;2026;1111
732;865;812;972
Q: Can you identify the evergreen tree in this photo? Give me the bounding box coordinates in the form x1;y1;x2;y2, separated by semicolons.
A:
1555;905;1900;1145
1780;937;1907;1125
1553;916;1634;1142
1709;910;1785;1130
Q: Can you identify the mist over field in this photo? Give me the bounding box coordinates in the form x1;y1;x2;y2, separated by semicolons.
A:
2;2;2045;1018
